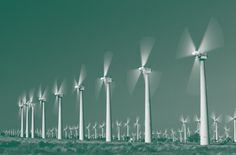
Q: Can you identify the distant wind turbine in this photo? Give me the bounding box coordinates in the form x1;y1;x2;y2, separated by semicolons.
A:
38;86;47;139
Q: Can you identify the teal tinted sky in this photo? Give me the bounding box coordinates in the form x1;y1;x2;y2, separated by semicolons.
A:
0;1;236;133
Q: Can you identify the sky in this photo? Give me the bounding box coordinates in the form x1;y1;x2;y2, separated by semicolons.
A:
0;0;236;136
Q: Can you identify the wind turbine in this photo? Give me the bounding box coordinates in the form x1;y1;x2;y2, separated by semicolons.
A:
128;37;161;143
74;65;87;141
38;86;47;139
99;122;105;139
23;95;29;138
226;109;236;142
134;117;140;141
28;92;35;139
86;123;91;139
178;128;183;143
180;115;189;143
194;115;200;133
93;122;98;140
224;126;230;139
116;121;122;141
96;52;113;142
124;118;130;138
211;112;222;142
18;98;24;138
170;129;176;142
54;80;65;140
177;18;224;145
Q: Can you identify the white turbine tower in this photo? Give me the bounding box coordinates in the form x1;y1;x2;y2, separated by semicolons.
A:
38;86;47;139
124;118;130;138
74;65;86;141
18;98;24;138
177;18;224;145
54;81;65;140
180;115;189;143
211;112;221;142
134;117;140;141
96;52;113;142
226;109;236;142
128;37;161;143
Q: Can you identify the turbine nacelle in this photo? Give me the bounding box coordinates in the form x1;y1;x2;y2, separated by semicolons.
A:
39;97;46;102
75;85;85;91
192;50;208;60
138;66;152;74
54;92;63;98
100;77;112;83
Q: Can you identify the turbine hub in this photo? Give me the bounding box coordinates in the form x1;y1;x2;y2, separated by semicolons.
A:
39;97;46;102
192;50;208;60
55;92;63;98
100;77;112;83
138;66;151;74
79;85;85;91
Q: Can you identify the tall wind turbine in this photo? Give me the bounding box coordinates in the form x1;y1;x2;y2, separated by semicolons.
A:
226;109;236;142
54;81;65;140
86;123;91;139
99;122;105;139
211;112;221;142
124;118;130;138
128;37;161;143
180;115;189;143
23;95;29;138
38;86;47;139
18;98;24;138
177;18;224;145
116;121;122;141
134;117;140;141
194;115;200;133
28;92;35;139
96;52;113;142
74;65;87;141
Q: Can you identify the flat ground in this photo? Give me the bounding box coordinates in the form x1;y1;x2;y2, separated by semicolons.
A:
0;137;236;155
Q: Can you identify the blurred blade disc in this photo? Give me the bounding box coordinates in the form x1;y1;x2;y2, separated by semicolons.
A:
127;69;141;94
53;81;58;94
150;70;162;96
226;115;233;123
74;78;78;91
176;28;196;59
95;78;103;98
187;57;200;95
59;80;66;95
140;37;155;66
104;52;113;77
39;85;42;98
42;87;48;100
199;18;224;53
79;65;87;86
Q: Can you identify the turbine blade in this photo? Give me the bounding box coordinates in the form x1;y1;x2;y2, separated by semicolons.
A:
79;65;87;86
42;87;48;100
59;80;66;95
140;37;155;66
127;69;141;94
199;18;224;53
176;28;196;59
150;70;162;96
95;78;103;98
187;57;200;95
104;52;113;77
226;115;234;123
38;85;42;98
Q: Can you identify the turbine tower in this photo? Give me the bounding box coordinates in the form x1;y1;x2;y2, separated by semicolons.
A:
38;86;47;139
128;37;161;143
177;18;224;145
211;112;221;142
54;81;65;140
18;98;24;138
86;123;91;139
93;122;98;139
74;65;87;141
96;52;113;142
226;109;236;142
